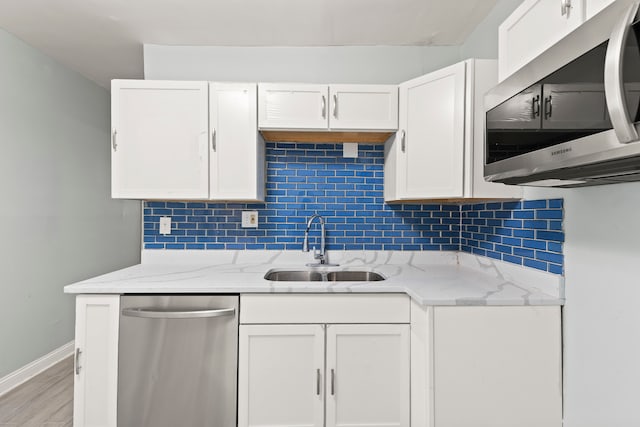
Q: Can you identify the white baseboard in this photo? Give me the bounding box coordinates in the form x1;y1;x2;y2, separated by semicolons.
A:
0;340;75;397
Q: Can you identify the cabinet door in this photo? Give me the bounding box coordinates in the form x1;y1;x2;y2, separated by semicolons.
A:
238;324;325;427
111;80;209;199
325;324;410;427
433;306;562;427
498;0;585;81
328;85;398;130
585;0;615;19
258;84;329;130
209;83;265;201
396;62;466;199
73;295;120;427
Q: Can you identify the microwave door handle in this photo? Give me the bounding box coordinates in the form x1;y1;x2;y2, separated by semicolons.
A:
604;1;640;144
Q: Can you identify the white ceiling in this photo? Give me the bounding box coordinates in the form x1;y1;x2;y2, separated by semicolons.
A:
0;0;498;88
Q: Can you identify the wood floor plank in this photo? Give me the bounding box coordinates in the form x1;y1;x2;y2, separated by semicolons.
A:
0;356;73;425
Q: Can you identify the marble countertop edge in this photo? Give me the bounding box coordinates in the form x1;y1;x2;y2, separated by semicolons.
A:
64;250;564;306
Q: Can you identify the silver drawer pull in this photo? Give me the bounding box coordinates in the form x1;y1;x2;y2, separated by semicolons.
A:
330;368;335;395
316;369;321;396
122;307;235;319
75;348;81;375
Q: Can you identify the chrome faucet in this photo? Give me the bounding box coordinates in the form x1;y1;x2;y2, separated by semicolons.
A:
302;214;338;267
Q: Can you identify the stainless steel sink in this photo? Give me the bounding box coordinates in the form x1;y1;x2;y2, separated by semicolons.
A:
264;269;385;282
326;271;385;281
263;270;325;281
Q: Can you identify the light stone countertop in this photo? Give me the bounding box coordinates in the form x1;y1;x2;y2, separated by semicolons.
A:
64;250;564;306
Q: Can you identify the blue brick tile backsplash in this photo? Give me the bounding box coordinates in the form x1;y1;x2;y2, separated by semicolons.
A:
460;199;564;274
143;142;564;275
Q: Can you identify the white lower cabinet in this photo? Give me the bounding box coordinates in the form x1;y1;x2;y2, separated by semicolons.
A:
72;292;561;427
238;294;411;427
325;324;410;427
432;306;562;427
238;324;325;427
73;295;120;427
239;323;410;427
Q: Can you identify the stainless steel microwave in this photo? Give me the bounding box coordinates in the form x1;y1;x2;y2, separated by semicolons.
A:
484;0;640;187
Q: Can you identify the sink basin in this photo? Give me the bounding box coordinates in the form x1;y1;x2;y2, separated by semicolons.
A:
264;270;385;282
263;270;325;281
325;271;385;281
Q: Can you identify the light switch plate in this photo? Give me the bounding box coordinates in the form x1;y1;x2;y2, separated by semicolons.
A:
242;211;259;228
159;217;172;235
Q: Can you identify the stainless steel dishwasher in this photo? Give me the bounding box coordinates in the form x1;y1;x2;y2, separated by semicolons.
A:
118;295;239;427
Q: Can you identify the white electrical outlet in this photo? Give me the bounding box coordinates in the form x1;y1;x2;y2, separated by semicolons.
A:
241;211;259;228
159;217;172;235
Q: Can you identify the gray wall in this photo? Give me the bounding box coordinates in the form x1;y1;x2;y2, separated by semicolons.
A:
459;0;523;59
143;0;524;83
143;44;462;84
0;28;141;378
524;183;640;427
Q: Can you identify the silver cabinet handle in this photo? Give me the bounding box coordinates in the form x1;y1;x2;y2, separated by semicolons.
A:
211;128;216;151
400;130;406;152
316;369;321;396
75;348;81;375
560;0;571;16
544;95;553;120
321;95;327;119
333;94;338;118
330;368;335;395
111;129;117;151
532;94;540;119
122;307;235;319
604;2;640;143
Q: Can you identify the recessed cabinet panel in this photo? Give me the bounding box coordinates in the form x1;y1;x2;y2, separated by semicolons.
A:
586;0;615;19
499;0;585;81
258;84;329;130
329;85;398;130
238;325;325;427
325;324;410;427
433;306;562;427
209;83;265;201
73;295;120;427
386;59;522;202
111;80;209;199
398;62;466;199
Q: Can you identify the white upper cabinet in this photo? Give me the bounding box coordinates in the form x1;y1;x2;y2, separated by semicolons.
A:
111;80;210;199
328;85;398;131
385;59;521;202
585;0;615;19
111;80;265;201
392;62;466;200
258;84;398;131
498;0;585;81
209;83;265;201
258;84;329;130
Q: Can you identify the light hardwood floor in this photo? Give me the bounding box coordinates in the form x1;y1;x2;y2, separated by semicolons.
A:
0;357;73;426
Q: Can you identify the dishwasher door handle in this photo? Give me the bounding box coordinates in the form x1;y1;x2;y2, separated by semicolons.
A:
122;307;236;319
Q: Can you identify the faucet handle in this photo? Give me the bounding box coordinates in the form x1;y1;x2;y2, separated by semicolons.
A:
313;246;322;260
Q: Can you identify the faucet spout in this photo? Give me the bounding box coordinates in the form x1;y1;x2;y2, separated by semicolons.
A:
302;214;336;266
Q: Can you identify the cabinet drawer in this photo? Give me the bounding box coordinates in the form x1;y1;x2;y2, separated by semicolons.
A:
240;294;410;324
